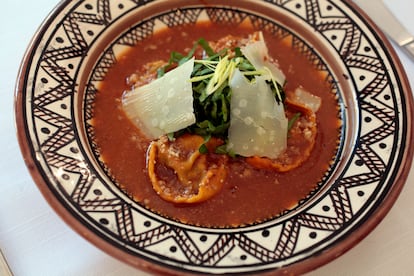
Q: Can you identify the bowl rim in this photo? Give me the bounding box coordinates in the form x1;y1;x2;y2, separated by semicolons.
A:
14;0;414;275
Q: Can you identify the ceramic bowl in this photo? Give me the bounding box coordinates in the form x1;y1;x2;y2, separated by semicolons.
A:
15;0;414;274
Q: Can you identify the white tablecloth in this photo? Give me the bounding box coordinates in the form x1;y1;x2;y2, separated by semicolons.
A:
1;0;413;275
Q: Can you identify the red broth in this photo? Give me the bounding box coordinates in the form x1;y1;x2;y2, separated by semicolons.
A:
91;22;341;227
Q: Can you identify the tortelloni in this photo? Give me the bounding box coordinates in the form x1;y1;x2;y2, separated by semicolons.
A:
147;135;229;204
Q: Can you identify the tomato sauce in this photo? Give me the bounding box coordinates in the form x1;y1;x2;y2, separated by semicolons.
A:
91;22;341;227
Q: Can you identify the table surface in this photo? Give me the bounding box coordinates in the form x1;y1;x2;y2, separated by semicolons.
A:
1;0;413;275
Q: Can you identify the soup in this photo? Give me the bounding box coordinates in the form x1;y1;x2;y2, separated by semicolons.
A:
91;22;341;227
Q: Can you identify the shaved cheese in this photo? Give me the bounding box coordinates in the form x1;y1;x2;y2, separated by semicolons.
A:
227;69;288;159
122;58;196;139
241;32;285;85
291;87;322;113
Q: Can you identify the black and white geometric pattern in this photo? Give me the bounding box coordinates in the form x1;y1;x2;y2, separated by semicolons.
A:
19;0;410;274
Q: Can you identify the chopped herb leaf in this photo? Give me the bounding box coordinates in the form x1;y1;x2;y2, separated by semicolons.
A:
288;113;302;131
215;144;236;158
199;143;209;154
167;132;175;141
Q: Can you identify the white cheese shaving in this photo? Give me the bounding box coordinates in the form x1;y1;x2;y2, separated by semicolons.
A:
227;69;288;158
122;58;196;139
241;32;286;85
291;87;322;113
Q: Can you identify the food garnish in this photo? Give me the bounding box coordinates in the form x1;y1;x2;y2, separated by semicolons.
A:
122;32;294;159
121;32;322;203
122;58;196;139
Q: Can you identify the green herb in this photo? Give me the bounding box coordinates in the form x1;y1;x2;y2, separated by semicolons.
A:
288;112;302;131
198;134;212;154
167;132;175;141
215;144;236;158
199;144;209;154
157;38;286;150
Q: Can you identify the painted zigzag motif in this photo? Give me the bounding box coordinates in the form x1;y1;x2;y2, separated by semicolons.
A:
27;0;403;272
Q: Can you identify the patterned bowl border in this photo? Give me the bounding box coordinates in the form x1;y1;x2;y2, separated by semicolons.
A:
15;0;413;274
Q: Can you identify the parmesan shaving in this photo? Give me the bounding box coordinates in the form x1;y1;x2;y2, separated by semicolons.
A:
291;87;322;113
227;69;288;159
122;58;196;139
241;32;286;85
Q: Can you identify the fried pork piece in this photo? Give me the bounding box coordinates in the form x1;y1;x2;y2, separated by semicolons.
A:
147;134;228;204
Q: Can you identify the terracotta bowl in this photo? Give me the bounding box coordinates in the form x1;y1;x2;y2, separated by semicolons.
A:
15;0;414;274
